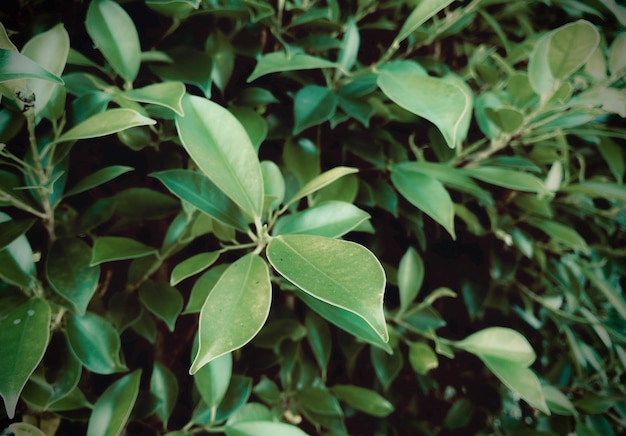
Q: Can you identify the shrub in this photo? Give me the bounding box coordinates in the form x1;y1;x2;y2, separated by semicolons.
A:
1;0;625;434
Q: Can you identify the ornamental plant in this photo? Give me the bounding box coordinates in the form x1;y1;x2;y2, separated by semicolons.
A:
0;0;625;434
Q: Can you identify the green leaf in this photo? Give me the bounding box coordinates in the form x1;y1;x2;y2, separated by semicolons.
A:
527;219;590;253
87;369;142;436
139;280;184;331
528;32;556;95
293;85;337;134
114;187;179;219
66;312;127;374
266;234;388;343
184;264;229;314
542;385;575;416
226;421;309;436
0;49;64;84
285;166;358;208
0;218;35;251
247;51;337;82
64;165;133;197
46;237;100;315
609;32;626;76
391;164;455;238
149;48;212;97
230;106;268;151
0;298;50;419
0;212;36;289
338;17;359;72
297;386;343;416
273;201;370;238
305;311;332;375
397;247;424;315
152;169;248;230
584;269;626;320
548;20;600;80
484;107;524;133
122;81;185;116
55;109;156;144
377;68;472;148
261;161;285;212
176;95;264;219
561;182;626;202
91;236;157;265
331;385;394;417
170;251;220;286
464;167;547;193
190;254;271;373
456;327;536;366
408;342;439;375
151;363;179;427
194;352;232;410
395;0;455;44
85;0;141;83
371;343;403;391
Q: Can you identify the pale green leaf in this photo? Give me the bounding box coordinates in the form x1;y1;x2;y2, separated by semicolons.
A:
397;247;424;314
90;237;157;265
293;85;337;134
64;166;133;197
408;342;439;375
266;234;388;343
464;167;547;193
331;384;394;417
338;17;360;72
456;327;536;366
561;182;626;202
284;166;358;208
548;20;600;79
396;0;455;44
5;423;46;436
247;51;337;82
170;251;220;286
609;33;626;76
261;161;285;212
87;369;141;436
391;164;455;238
46;237;100;315
194;352;232;409
528;32;556;95
176;95;264;219
0;49;62;92
0;212;36;289
0;298;50;419
226;421;309;436
527;219;590;253
273;201;370;238
122;81;185;116
139;280;184;331
484;106;524;133
542;385;575;416
149;48;212;97
151;363;179;426
55;109;156;144
191;254;271;373
86;0;141;83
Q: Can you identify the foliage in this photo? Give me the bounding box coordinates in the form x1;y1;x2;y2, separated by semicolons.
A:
0;0;625;434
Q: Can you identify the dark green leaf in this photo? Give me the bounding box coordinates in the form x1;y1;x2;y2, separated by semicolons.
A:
247;52;337;82
64;166;133;197
0;218;35;251
91;237;157;265
331;384;394;417
138;280;183;332
151;363;179;426
194;352;232;410
293;85;337;134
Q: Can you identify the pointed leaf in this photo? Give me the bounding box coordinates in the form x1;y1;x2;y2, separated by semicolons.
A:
391;164;455;238
87;369;142;436
0;218;35;251
273;201;370;238
86;0;141;83
149;48;212;97
46;237;100;315
151;363;179;427
226;421;309;436
176;95;264;219
247;52;337;82
609;32;626;76
261;160;285;212
305;311;332;375
548;20;600;79
91;236;157;265
396;0;455;44
331;385;394;417
170;251;220;286
464;167;547;193
122;81;185;116
184;264;229;314
456;327;536;366
0;298;50;419
194;352;232;409
285;166;358;208
527;219;590;253
338;18;360;72
191;254;271;373
55;109;156;144
66;312;127;374
408;342;439;375
584;269;626;320
378;69;472;148
64;166;133;197
267;234;388;343
561;182;626;202
151;169;248;231
398;247;424;314
139;280;184;331
293;85;337;134
0;49;64;83
297;386;343;416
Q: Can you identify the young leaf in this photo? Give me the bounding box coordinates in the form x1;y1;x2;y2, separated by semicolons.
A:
338;17;360;72
87;369;142;436
64;165;133;197
455;327;536;366
548;20;600;80
397;247;424;315
226;421;309;436
91;236;157;265
0;49;64;84
170;251;220;286
330;385;394;417
0;212;36;289
267;234;388;343
284;166;358;208
297;386;343;416
66;312;127;374
395;0;455;43
0;218;35;251
377;68;472;149
190;254;271;373
54;109;156;144
138;280;184;331
247;51;337;82
408;342;439;375
122;81;185;116
0;298;51;419
46;237;100;315
151;169;249;231
85;0;141;83
293;85;337;134
391;164;456;238
463;167;547;193
176;95;264;219
194;352;232;410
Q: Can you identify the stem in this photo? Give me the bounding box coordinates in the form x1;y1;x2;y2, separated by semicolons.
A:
0;189;47;219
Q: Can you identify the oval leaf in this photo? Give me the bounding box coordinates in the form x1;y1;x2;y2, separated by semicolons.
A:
391;164;456;238
91;236;157;265
0;298;50;419
528;219;590;253
456;327;536;366
273;201;370;238
408;342;439;375
190;254;271;373
122;81;185;116
397;247;424;314
46;237;100;315
86;0;141;83
0;218;35;251
396;0;455;44
151;363;179;426
170;251;220;286
285;166;358;208
55;109;156;144
293;85;337;134
0;49;63;84
464;167;547;193
331;384;394;417
87;369;142;436
64;165;133;197
247;51;337;82
176;95;264;219
266;234;388;343
139;280;183;331
194;352;232;409
548;20;600;79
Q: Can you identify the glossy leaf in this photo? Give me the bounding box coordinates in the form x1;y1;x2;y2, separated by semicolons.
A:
391;164;455;238
331;384;394;417
0;212;36;289
184;264;229;314
0;218;35;251
122;82;185;116
273;201;370;238
371;343;403;391
456;327;536;366
194;352;232;410
464;167;547;193
284;166;358;208
261;161;285;212
91;236;157;265
408;342;439;375
293;85;337;134
267;234;388;343
139;280;184;331
395;0;455;43
338;17;359;72
542;385;575;416
151;363;179;427
64;166;133;197
0;298;50;419
176;95;264;219
378;68;472;148
305;310;332;375
0;49;63;84
66;312;127;374
226;421;309;436
170;251;220;286
191;254;271;373
297;386;343;416
397;247;424;315
55;109;156;144
87;369;142;436
548;20;600;79
46;237;100;315
247;51;337;82
230;106;267;150
86;0;141;83
151;169;248;231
